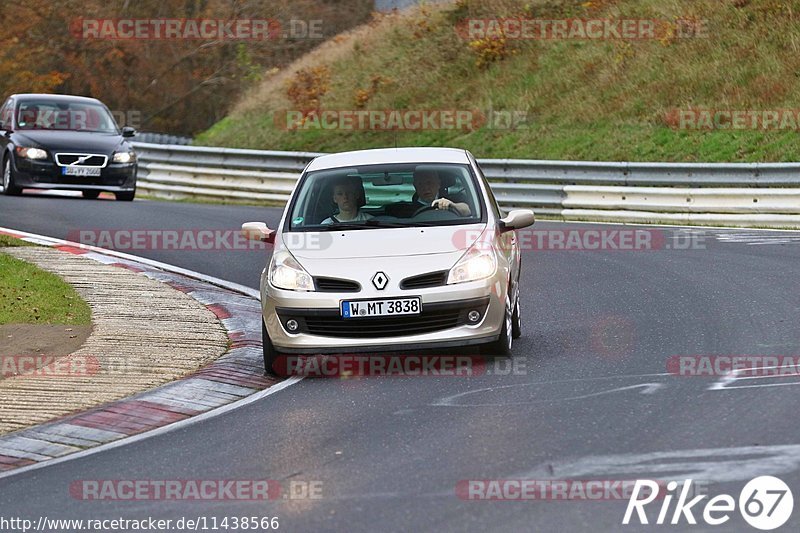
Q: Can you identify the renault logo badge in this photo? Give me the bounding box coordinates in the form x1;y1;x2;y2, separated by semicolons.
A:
372;272;389;290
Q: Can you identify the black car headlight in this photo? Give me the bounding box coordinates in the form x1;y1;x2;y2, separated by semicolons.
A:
15;146;47;160
112;151;136;164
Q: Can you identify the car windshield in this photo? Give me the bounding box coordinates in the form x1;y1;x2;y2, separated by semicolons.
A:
15;100;119;133
288;162;484;231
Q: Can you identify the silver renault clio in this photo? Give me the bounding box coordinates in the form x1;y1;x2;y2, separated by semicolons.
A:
242;147;535;375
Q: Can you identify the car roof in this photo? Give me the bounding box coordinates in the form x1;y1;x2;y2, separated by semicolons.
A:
10;93;103;105
306;147;471;172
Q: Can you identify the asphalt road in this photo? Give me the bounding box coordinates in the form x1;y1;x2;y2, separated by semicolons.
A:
1;193;799;532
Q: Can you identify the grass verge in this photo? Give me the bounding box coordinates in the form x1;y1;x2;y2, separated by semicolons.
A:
197;0;800;162
0;238;91;325
0;234;35;247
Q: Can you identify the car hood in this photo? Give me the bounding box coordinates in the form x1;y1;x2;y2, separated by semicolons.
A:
285;223;487;260
13;130;125;155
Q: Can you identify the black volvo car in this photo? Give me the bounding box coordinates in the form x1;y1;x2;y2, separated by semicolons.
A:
0;93;137;201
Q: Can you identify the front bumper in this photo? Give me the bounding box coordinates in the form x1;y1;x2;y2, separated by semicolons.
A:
13;157;137;192
263;276;507;353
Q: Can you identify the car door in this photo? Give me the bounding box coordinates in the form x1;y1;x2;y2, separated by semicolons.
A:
0;98;13;157
469;152;521;290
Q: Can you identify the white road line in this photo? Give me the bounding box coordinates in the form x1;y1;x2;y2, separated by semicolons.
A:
0;226;303;480
0;226;259;299
0;377;303;481
514;444;800;484
709;365;800;391
432;373;672;407
547;219;800;233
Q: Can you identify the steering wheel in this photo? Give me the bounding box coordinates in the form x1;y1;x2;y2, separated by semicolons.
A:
412;204;461;217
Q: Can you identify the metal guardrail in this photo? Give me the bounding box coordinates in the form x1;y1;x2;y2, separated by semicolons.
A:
131;142;800;228
135;132;194;146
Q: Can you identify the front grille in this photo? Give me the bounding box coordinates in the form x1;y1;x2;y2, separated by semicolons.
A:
303;309;463;338
276;297;490;339
55;153;108;167
400;271;447;290
315;277;360;292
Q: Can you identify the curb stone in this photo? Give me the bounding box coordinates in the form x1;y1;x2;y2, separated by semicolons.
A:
0;230;276;473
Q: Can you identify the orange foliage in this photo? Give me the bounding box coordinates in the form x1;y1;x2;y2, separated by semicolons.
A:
0;0;372;134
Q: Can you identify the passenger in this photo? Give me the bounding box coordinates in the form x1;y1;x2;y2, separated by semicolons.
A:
412;168;471;216
321;175;374;224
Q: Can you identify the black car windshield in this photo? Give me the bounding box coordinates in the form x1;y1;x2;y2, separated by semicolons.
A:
15;100;119;133
287;163;484;231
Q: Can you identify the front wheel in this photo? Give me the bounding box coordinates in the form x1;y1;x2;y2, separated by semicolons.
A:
115;189;135;201
2;157;22;196
262;319;283;376
511;289;522;339
480;294;513;357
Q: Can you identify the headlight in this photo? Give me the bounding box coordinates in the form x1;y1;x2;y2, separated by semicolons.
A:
269;250;314;291
15;146;47;160
112;151;136;164
447;245;497;284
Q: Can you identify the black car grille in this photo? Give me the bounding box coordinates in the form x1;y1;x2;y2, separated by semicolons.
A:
315;277;360;292
400;271;447;290
55;154;107;167
303;310;462;338
276;297;489;339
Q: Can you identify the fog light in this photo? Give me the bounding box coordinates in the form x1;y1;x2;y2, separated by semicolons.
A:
286;319;299;332
467;310;481;323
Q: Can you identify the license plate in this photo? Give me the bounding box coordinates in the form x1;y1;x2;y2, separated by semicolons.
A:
62;166;101;177
341;297;421;318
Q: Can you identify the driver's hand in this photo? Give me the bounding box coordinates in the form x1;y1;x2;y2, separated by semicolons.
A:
432;198;452;210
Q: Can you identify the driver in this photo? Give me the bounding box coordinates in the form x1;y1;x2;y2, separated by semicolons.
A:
17;105;40;128
413;168;471;216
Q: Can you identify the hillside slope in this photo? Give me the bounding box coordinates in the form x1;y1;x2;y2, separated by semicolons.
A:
198;0;800;162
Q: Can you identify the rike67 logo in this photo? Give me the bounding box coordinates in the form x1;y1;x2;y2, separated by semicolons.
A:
623;476;794;530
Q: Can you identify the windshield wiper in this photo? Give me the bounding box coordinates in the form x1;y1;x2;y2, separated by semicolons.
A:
315;220;422;231
317;223;376;231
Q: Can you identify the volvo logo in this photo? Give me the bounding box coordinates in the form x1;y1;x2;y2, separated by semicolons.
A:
372;272;389;290
69;155;92;166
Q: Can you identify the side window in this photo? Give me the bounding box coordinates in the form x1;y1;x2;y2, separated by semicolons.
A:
0;100;12;127
472;156;502;218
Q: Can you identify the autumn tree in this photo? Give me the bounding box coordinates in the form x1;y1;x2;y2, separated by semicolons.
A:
0;0;373;135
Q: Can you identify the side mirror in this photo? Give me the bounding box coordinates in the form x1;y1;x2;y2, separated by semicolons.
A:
499;210;535;232
121;126;136;138
242;222;275;243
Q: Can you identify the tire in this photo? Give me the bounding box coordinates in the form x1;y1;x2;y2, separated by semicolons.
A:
2;157;22;196
262;319;282;376
82;190;100;199
511;288;522;339
481;293;513;357
115;190;135;202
